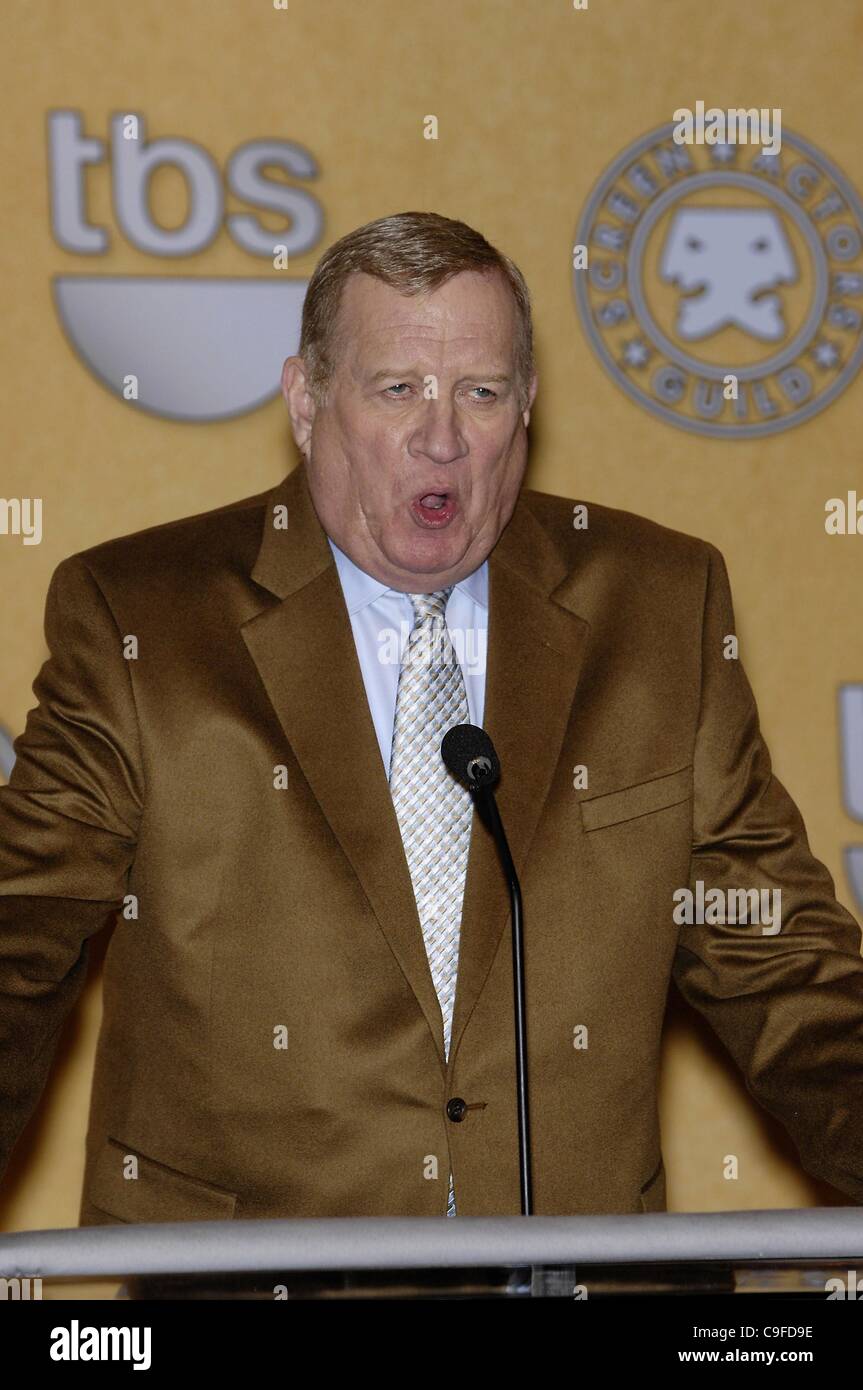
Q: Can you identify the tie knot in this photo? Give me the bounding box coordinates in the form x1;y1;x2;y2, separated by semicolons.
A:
408;589;452;624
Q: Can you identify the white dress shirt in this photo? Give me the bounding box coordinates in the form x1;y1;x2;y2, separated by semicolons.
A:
327;537;489;776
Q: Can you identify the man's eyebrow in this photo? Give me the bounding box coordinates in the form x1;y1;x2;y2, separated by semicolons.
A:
367;369;513;383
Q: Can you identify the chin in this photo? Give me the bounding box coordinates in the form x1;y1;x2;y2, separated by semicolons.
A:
391;538;467;581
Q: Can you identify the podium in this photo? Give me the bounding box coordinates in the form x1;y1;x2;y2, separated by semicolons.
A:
2;1208;863;1298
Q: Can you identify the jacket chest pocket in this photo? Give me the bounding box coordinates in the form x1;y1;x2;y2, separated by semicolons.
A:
579;764;693;833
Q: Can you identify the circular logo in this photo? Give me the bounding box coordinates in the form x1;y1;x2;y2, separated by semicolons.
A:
573;124;863;437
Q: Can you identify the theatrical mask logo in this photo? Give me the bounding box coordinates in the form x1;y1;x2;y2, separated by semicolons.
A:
661;209;795;341
573;124;863;437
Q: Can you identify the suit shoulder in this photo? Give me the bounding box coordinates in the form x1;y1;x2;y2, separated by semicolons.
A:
66;481;275;591
520;486;715;579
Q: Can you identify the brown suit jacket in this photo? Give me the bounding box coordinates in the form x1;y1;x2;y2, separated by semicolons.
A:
1;462;861;1225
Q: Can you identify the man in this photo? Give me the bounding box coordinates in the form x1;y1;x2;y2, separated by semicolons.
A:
1;211;861;1226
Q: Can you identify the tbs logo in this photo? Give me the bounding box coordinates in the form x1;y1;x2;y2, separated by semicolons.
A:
48;111;323;421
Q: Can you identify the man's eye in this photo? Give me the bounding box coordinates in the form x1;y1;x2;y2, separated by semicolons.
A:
382;383;496;400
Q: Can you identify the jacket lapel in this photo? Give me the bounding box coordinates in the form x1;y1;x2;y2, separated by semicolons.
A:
241;464;451;1067
240;464;591;1074
447;499;591;1067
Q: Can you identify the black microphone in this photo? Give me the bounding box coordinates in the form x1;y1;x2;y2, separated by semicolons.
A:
441;724;532;1217
440;722;500;790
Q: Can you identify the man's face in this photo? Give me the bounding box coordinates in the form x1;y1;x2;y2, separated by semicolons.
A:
281;268;537;591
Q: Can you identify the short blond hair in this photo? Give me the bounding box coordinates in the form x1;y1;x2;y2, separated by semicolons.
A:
298;210;534;409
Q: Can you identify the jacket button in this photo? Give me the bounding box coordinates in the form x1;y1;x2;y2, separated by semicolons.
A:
446;1097;467;1122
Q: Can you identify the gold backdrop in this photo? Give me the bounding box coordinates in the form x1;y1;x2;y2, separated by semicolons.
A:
1;0;861;1235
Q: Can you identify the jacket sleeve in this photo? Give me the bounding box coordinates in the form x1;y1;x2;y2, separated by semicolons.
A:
671;541;863;1202
0;554;143;1181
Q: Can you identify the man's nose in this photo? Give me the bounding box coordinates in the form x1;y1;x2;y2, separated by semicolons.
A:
407;397;469;463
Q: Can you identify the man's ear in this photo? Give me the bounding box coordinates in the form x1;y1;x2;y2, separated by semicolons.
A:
522;371;538;427
281;356;317;456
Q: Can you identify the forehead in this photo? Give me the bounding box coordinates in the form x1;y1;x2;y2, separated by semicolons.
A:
335;268;518;358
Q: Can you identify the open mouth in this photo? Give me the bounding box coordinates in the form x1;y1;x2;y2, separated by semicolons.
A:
411;491;457;528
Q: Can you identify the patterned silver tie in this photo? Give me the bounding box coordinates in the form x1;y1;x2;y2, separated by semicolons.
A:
388;589;473;1217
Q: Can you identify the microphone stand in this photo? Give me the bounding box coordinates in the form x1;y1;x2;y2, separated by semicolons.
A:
469;778;532;1217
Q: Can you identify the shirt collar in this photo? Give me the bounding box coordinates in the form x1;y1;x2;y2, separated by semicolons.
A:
327;537;488;615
